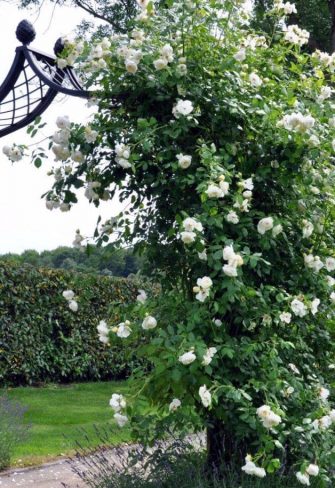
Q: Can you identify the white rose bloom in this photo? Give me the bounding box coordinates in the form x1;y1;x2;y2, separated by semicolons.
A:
137;289;147;304
275;1;297;15
183;217;203;232
109;393;126;412
223;245;236;262
219;180;229;195
306;464;319;477
242;460;257;476
291;298;307;317
142;315;157;330
234;48;246;62
198;250;207;261
57;58;67;69
177;153;192;169
330;291;335;302
205;184;224;199
181;231;196;244
60;203;70;212
319;387;330;401
114;413;128;427
99;334;109;345
161;43;174;61
2;145;11;156
56;115;71;129
223;264;238;277
125;59;138;73
319;415;332;429
68;300;78;312
249;72;263;88
199;385;212;407
304;254;324;273
288;363;300;374
213;318;222;327
257;405;282;429
279;312;292;324
52;144;70;161
179;350;196;365
197;276;213;289
195;290;210;302
53;129;70;145
279;112;315;133
308;135;320;147
296;472;310;486
194;276;212;302
272;224;283;237
241;177;254;191
326;275;335;287
311;298;320;315
62;290;75;301
284;25;310;46
169;398;181;412
302;220;314;238
257;217;274;235
222;245;243;277
202;347;217;366
153;58;168;70
325;257;335;272
117;321;132;338
226;211;239;224
317;86;332;103
71;150;84;163
243;190;253;199
97;320;109;336
241;457;266;478
117;157;132;169
84;126;98;143
173;99;194;118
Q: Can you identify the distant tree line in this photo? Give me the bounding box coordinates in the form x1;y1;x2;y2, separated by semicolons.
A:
0;245;145;277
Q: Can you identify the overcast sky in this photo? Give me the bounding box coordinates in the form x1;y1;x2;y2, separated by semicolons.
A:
0;1;116;254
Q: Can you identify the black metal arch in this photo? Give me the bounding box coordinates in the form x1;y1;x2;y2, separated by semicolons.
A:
0;20;89;138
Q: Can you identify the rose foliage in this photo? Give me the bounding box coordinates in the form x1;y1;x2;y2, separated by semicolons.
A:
9;0;335;483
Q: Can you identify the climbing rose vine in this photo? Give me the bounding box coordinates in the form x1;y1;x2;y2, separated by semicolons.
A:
6;0;335;483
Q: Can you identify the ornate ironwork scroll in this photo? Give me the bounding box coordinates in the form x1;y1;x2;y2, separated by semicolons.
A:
0;20;89;137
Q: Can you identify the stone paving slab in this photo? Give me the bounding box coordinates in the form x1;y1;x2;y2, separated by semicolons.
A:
0;459;84;488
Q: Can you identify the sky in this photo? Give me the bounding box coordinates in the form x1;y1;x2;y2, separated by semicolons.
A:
0;1;116;254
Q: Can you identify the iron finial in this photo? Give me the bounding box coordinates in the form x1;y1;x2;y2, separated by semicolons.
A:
54;37;65;56
16;20;36;45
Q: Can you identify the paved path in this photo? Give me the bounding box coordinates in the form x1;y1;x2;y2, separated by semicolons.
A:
0;434;205;488
0;459;84;488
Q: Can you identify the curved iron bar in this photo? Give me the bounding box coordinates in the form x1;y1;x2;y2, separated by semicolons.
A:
0;20;90;138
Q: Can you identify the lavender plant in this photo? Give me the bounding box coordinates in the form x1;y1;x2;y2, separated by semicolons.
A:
0;395;29;470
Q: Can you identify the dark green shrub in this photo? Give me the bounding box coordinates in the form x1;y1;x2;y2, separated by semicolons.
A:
0;261;142;386
0;395;29;471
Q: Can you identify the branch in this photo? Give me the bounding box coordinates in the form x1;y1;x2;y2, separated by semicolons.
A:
72;0;114;25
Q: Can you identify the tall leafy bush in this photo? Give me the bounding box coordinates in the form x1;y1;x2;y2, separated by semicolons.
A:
0;262;140;385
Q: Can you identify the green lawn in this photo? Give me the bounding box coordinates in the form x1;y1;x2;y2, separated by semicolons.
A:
2;381;131;467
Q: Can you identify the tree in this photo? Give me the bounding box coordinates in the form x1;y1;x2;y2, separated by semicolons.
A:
254;0;335;52
16;0;137;34
9;0;335;483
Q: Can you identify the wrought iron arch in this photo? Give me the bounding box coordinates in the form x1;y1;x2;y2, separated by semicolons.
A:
0;20;89;138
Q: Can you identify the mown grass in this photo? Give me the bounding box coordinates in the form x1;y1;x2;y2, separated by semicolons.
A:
1;381;131;467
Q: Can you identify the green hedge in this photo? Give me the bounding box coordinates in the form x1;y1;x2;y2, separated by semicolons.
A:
0;261;139;386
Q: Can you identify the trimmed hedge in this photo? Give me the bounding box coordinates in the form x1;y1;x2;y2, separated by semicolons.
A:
0;261;139;386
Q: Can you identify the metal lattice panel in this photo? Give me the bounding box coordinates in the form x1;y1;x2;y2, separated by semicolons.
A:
0;20;89;138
